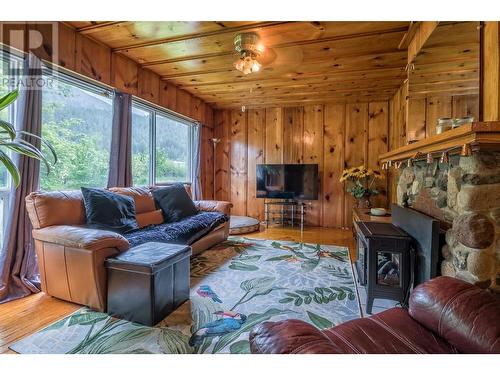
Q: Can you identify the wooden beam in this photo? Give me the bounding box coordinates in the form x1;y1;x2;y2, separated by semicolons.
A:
174;66;405;87
77;22;127;34
113;21;291;52
408;21;439;64
398;21;420;50
139;25;409;67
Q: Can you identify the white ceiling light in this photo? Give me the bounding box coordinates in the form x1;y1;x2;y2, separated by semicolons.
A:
233;32;264;75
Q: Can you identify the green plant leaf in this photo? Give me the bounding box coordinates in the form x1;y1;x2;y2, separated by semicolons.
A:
18;130;58;164
229;261;259;271
0;120;16;140
237;255;261;262
265;254;293;262
158;328;192;354
306;311;334;330
78;327;153;354
295;290;311;297
231;276;280;311
294;297;303;306
304;296;312;304
240;276;275;293
301;257;320;272
0;90;18;111
278;297;294;304
0;149;20;186
68;311;108;326
229;340;250;354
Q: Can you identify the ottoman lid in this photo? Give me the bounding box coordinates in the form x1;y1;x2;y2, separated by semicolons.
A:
106;242;192;274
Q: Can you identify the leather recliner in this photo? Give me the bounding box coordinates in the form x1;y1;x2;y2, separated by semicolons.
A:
249;276;500;354
24;186;232;312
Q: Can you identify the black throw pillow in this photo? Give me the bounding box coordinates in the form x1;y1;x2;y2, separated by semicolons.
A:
152;184;198;223
81;187;139;233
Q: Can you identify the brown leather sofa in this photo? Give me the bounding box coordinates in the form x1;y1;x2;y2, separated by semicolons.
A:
249;276;500;354
25;186;232;312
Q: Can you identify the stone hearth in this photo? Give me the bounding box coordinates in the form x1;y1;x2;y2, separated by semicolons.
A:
395;151;500;289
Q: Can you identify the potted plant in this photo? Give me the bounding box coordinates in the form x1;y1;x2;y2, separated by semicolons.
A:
0;89;56;186
339;165;383;208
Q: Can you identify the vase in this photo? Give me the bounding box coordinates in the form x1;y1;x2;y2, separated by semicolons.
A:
356;194;372;209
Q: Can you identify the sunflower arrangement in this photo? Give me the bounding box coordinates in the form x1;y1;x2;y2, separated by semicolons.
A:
340;165;384;201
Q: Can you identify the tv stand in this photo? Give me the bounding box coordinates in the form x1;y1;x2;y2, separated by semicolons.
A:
264;200;305;231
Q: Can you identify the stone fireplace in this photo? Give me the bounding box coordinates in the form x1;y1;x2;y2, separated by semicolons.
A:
395;151;500;289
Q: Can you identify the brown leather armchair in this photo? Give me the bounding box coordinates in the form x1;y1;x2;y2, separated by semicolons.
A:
25;188;232;312
249;277;500;354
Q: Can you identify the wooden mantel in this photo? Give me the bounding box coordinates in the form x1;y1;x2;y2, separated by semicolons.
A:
379;121;500;162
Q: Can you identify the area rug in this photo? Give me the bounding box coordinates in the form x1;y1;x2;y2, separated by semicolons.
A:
10;237;361;354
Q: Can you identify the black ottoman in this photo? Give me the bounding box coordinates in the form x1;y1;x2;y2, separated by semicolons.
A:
105;242;192;326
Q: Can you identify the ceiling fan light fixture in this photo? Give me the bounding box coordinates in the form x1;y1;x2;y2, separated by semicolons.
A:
234;32;263;75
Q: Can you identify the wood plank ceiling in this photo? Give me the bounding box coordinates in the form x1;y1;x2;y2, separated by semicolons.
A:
65;21;411;108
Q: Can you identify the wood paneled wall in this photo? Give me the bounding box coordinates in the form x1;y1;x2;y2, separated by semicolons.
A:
213;102;390;228
407;95;479;141
482;21;500;121
0;21;216;199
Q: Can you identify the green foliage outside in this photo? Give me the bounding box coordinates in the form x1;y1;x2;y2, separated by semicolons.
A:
39;79;190;191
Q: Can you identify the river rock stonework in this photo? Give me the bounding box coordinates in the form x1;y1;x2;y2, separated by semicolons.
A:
395;151;500;290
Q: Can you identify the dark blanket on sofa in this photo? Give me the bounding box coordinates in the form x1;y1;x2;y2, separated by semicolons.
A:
124;211;228;247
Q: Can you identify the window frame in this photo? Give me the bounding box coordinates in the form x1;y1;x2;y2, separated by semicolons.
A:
38;66;115;191
131;97;195;186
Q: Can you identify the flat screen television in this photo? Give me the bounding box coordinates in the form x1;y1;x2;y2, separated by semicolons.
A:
256;164;318;200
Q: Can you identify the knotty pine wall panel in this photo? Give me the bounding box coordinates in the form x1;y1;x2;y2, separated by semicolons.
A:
368;102;389;209
214;110;231;202
230;110;248;216
111;52;138;95
138;67;160;103
323;104;345;228
201;125;214;200
214;101;389;228
246;109;266;221
283;107;304;164
344;103;368;226
75;34;111;84
264;108;284;164
303;105;324;226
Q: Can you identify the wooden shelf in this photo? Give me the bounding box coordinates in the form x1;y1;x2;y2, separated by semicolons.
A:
379;121;500;162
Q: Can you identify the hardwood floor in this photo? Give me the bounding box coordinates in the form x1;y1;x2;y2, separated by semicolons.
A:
0;226;354;354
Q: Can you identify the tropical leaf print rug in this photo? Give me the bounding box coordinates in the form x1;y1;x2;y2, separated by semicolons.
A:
10;237;361;354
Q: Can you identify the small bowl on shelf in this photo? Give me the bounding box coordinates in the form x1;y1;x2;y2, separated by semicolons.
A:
370;207;387;216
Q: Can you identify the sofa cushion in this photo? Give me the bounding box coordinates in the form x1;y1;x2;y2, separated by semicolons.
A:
25;190;86;229
322;307;458;354
108;186;156;214
409;276;500;354
152;184;198;223
250;308;458;354
136;209;164;228
81;187;139;234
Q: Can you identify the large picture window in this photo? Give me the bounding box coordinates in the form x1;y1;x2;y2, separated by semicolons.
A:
131;105;152;186
155;113;190;184
39;75;113;190
131;100;194;186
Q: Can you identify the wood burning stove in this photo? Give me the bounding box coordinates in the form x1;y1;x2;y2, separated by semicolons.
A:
355;221;413;314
